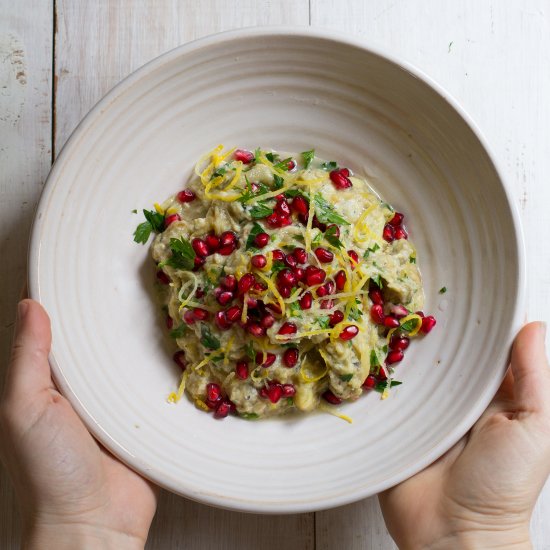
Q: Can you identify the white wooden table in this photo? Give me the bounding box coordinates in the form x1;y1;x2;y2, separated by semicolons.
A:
1;1;549;548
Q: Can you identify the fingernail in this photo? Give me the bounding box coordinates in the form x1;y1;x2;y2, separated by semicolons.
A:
17;300;29;321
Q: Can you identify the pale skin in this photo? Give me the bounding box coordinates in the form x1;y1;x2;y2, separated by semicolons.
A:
0;300;548;549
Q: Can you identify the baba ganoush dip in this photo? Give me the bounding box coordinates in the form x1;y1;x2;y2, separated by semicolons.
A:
134;146;436;420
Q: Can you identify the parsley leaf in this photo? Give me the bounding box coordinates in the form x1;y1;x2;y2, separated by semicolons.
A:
284;189;306;199
288;301;302;318
317;316;331;329
240;412;259;420
238;179;270;204
400;317;421;332
212;167;227;179
249;202;273;219
246;222;264;250
165;237;196;270
409;254;417;264
439;286;447;294
201;324;221;350
301;149;315;168
273;174;285;189
363;243;381;259
348;306;363;321
169;325;187;339
371;274;384;288
314;193;350;225
321;161;339;171
265;152;279;163
340;373;353;382
133;209;165;244
134;221;153;244
131;209;137;214
270;260;287;275
370;349;380;368
312;231;323;246
274;157;293;171
244;341;255;361
324;224;344;249
374;380;402;393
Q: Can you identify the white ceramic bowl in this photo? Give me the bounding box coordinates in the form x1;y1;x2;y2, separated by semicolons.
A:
29;27;525;513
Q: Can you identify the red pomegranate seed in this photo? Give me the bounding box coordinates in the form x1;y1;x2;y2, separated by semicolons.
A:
204;234;220;252
234;149;254;164
164;213;181;227
259;387;269;399
220;231;237;247
173;351;186;370
267;384;283;404
284;254;297;269
278;214;292;227
165;316;174;329
347;250;359;268
389;334;410;351
195;288;205;298
221;275;237;291
214;400;231;419
329;169;353;190
322;390;342;404
275;200;291;217
320;299;334;310
325;281;335;295
316;285;328;298
250;182;260;193
193;256;206;270
421;315;437;334
384;316;400;328
281;384;296;397
266;213;279;227
292;247;308;264
206;383;222;402
278;285;291;299
254;232;270;248
193;308;209;321
192;238;209;257
293;267;305;282
394;227;408;240
386;350;404;365
378;367;388;381
261;313;275;328
369;289;384;305
278;322;297;336
217;291;233;306
283;348;299;368
156;270;170;285
362;375;376;389
312;216;327;232
339;325;359;340
215;311;231;330
247;322;266;337
218;244;236;256
275;194;285;202
370;304;385;325
183;310;196;325
238;273;255;294
291;196;309;216
266;302;282;315
236;361;249;380
334;270;347;291
326;224;340;238
329;310;344;326
383;224;395;242
305;266;326;286
246;296;258;309
286;159;296;171
263;353;276;368
390;304;409;318
251;254;267;269
225;305;242;323
389;212;404;226
278;268;297;288
315;247;334;263
299;291;313;310
252;282;267;293
272;249;285;261
177;189;196;203
416;310;425;317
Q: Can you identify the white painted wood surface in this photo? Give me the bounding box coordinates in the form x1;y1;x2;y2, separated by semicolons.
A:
1;1;548;548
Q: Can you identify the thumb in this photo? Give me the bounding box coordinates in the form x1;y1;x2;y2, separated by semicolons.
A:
510;321;549;414
4;299;54;404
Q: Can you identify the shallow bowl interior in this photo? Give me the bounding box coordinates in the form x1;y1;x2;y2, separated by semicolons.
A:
30;27;524;513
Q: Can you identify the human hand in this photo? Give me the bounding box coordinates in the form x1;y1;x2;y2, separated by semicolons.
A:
379;322;550;550
0;300;158;550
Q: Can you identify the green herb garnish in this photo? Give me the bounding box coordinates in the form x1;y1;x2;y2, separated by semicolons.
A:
400;317;421;332
324;224;344;249
301;149;315;169
201;324;221;350
439;286;447;294
246;222;264;250
271;260;287;275
169;325;187;339
321;161;338;171
212;167;227;179
314;193;350;225
164;237;196;270
409;255;417;264
249;201;273;219
273;174;285;189
370;349;380;367
265;152;279;163
363;243;381;259
244;341;255;361
240;412;259;420
133;209;165;244
317;316;331;329
274;157;294;171
371;274;384;288
374;380;402;393
340;373;353;382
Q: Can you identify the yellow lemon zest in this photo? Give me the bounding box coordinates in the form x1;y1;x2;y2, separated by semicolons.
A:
177;273;199;311
300;356;328;383
223;336;235;366
167;370;189;403
241;294;249;324
195;145;224;177
255;271;286;316
318;402;353;424
399;314;424;337
154;202;164;215
194;398;210;412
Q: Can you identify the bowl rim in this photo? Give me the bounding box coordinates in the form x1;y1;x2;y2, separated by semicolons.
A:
28;25;526;513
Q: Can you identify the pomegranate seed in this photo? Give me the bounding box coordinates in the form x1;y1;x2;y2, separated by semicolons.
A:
156;270;170;285
305;266;326;286
261;313;275;328
206;383;222;402
390;304;409;318
281;384;296;397
334;270;347;291
193;256;205;269
283;348;299;368
292;196;309;215
421;315;437;334
259;387;269;399
386;350;404;365
272;249;285;261
416;310;425;317
312;216;327;232
329;310;344;326
284;254;297;269
326;224;340;238
325;281;335;295
254;232;270;248
250;182;260;193
220;231;237;247
278;214;292;227
329;169;353;190
315;247;334;263
293;267;305;282
252;282;267;294
317;285;328;298
370;304;385;325
384;316;400;328
278;285;292;299
275;200;291;217
322;390;342;404
321;299;334;309
278;322;297;336
247;322;266;337
234;149;254;164
347;250;359;268
205;234;220;252
191;238;208;257
164;213;181;227
173;351;186;369
251;254;267;269
183;310;196;325
218;244;236;256
394;227;408;240
267;384;283;404
390;334;410;351
177;189;196;203
286;159;296;171
275;194;285;202
217;291;233;306
378;367;388;381
362;375;376;389
278;268;297;288
383;224;395;242
369;289;384;305
221;275;237;291
293;247;308;264
246;297;258;309
389;212;404;226
215;311;231;330
266;302;282;315
299;291;313;310
263;353;276;368
195;288;205;299
238;273;255;294
236;361;249;380
214;400;231;419
193;308;209;321
165;316;174;329
266;213;279;227
225;305;242;323
339;325;359;340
